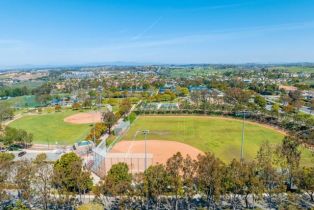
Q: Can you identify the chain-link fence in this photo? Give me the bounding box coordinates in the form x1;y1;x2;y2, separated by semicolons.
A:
92;151;153;177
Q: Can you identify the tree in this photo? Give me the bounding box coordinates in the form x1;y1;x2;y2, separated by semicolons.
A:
35;94;52;105
15;160;34;203
280;94;291;106
190;92;201;108
225;88;251;104
200;90;209;114
272;103;280;115
196;152;224;209
298;167;314;201
276;136;301;190
118;98;132;116
102;111;116;135
103;163;132;196
182;155;197;209
0;152;15;162
128;112;137;123
222;159;243;209
224;88;251;111
256;141;285;207
10;199;30;210
53;152;92;193
233;160;262;208
310;98;314;114
85;123;107;141
166;152;184;210
288;90;304;110
255;95;267;109
82;98;92;109
0;103;14;123
72;102;81;110
0;153;15;204
283;104;295;114
33;153;53;210
144;164;170;209
54;104;62;112
176;86;189;97
0;127;33;147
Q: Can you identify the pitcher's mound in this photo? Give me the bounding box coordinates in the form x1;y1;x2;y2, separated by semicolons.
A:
110;140;203;164
64;112;102;124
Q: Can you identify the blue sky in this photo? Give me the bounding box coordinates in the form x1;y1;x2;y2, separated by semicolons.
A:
0;0;314;67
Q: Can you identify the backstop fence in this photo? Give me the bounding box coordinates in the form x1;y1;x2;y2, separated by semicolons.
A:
91;151;153;177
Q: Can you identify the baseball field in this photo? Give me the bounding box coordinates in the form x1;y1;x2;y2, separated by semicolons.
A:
119;115;313;166
8;113;314;166
9;110;95;145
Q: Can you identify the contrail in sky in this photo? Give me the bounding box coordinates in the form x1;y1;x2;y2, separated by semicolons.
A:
131;16;163;40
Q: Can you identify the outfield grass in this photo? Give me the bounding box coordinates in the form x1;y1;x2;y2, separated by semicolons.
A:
122;115;314;166
9;110;92;145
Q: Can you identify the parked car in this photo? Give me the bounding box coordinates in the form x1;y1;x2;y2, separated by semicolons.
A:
18;151;26;157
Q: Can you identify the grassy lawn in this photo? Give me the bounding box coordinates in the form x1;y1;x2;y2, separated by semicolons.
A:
122;115;314;166
9;110;92;145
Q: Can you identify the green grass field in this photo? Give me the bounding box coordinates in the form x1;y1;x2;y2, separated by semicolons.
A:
9;110;92;145
122;116;314;166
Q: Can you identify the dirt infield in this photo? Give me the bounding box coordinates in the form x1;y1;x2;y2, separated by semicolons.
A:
110;140;203;164
64;112;102;124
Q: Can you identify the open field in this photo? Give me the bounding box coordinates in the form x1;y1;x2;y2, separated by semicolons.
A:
9;110;92;145
122;115;314;166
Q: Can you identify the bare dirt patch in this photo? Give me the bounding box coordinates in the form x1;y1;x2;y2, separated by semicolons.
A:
64;112;102;124
110;140;203;164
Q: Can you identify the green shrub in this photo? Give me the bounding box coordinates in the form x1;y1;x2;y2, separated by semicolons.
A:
128;112;137;123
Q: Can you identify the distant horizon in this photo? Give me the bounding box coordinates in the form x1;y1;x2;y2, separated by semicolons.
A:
1;61;314;71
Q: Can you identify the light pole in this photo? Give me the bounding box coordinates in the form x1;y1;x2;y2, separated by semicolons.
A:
142;130;149;210
133;129;150;210
229;96;246;161
142;130;149;171
132;130;150;170
240;111;245;161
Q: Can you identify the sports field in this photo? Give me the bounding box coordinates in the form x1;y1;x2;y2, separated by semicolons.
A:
121;115;314;166
9;110;92;145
